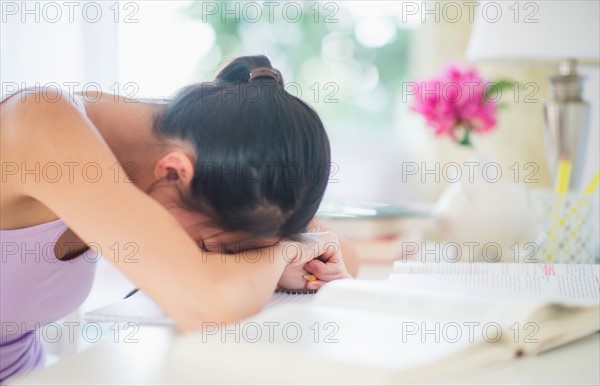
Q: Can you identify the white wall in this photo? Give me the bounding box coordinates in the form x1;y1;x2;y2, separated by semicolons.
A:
0;1;118;98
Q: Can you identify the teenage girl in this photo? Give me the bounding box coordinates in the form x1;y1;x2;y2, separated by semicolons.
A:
0;55;357;382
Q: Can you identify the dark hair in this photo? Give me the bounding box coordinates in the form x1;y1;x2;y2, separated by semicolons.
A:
152;55;331;242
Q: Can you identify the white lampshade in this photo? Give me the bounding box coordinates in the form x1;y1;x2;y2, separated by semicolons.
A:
467;1;600;62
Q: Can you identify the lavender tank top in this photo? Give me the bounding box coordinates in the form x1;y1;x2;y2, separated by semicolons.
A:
0;90;97;383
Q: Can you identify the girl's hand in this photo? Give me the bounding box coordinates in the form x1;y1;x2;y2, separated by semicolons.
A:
277;232;352;290
303;256;352;291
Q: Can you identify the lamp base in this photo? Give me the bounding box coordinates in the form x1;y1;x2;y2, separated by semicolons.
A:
543;59;590;190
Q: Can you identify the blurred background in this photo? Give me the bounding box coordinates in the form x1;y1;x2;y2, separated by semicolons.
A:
2;0;598;204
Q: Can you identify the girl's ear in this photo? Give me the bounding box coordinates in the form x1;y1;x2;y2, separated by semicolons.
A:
154;151;195;186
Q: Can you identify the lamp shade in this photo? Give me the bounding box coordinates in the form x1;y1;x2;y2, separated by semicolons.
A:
466;1;600;62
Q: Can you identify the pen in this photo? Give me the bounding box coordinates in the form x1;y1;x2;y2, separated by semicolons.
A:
124;288;139;299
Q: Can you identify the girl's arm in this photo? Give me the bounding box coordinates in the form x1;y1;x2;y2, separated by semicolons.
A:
1;90;333;331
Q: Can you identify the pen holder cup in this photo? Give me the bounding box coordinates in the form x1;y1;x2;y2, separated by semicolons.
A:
529;189;599;264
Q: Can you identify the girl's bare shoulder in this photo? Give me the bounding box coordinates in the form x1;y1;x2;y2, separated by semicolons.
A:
1;89;104;158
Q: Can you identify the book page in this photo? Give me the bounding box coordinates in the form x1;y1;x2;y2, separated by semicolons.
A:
313;278;546;324
167;302;509;385
314;278;599;359
392;262;600;276
388;273;600;304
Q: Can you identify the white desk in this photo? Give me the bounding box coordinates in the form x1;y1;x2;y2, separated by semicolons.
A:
10;264;600;385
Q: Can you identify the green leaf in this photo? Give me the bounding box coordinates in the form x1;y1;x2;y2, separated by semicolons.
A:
457;125;473;147
484;79;518;101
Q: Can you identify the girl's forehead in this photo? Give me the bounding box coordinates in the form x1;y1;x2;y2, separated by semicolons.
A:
203;231;280;254
171;207;279;253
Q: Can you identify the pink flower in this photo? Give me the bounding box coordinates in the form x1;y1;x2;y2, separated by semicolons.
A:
410;64;498;145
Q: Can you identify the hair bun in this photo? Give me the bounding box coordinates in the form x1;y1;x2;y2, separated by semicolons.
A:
249;67;283;86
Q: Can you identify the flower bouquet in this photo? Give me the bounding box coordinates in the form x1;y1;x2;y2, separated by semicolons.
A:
410;64;529;261
411;64;513;147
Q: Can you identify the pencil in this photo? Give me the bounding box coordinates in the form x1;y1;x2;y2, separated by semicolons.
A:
583;170;600;193
303;274;317;282
555;158;572;194
124;288;139;299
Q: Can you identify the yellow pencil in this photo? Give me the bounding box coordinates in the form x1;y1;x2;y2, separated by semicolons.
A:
555;158;572;194
303;274;317;282
583;170;600;193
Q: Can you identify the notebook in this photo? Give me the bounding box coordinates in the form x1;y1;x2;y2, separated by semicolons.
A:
83;289;317;326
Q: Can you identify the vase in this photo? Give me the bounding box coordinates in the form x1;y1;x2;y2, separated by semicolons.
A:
431;146;530;262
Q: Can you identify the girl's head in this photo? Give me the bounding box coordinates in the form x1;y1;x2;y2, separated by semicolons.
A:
150;55;330;252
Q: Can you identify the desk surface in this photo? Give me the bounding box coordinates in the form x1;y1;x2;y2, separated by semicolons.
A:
10;264;600;385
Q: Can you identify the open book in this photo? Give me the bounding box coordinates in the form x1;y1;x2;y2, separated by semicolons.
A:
165;265;600;385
